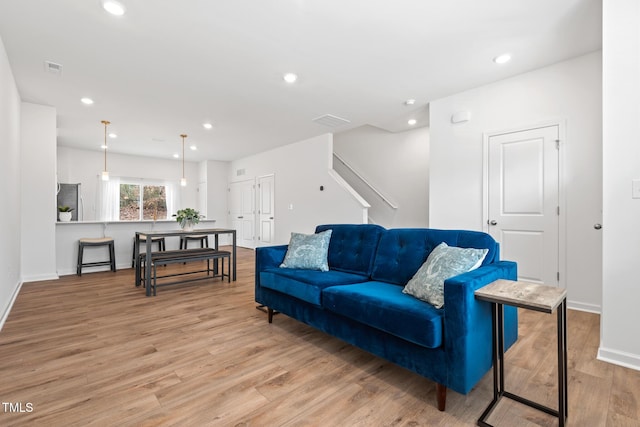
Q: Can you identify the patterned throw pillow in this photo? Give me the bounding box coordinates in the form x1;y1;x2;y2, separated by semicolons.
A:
280;230;333;271
403;242;488;308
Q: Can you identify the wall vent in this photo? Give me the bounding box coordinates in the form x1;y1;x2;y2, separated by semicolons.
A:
44;61;63;75
312;114;351;128
237;168;246;176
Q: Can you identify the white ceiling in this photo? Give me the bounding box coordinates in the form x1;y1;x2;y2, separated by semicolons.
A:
0;0;601;163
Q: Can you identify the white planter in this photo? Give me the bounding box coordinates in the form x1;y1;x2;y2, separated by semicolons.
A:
59;211;72;222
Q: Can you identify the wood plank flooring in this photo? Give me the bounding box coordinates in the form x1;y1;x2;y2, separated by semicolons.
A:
0;247;638;426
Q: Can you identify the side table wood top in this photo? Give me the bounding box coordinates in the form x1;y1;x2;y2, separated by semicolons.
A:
475;279;567;313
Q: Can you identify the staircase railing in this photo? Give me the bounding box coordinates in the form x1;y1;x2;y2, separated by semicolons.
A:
333;153;398;210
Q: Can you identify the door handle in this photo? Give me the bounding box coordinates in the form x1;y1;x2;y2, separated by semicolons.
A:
489;220;498;226
269;217;274;220
237;216;243;219
594;223;602;230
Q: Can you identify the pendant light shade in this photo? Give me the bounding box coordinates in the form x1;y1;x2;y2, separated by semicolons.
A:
101;120;110;181
180;134;187;186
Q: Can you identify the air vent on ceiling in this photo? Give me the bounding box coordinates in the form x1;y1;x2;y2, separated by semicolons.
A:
312;114;351;128
44;61;63;75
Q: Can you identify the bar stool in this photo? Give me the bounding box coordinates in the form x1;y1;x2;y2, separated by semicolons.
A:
131;235;166;267
77;237;116;276
180;235;209;249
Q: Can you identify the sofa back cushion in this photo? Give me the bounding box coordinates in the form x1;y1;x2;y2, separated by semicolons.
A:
315;224;385;276
371;228;498;286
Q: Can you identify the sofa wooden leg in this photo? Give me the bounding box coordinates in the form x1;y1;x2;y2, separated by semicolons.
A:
267;307;274;323
436;383;446;411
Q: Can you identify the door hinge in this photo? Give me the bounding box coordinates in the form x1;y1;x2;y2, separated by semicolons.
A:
555;139;560;149
557;206;560;215
557;272;560;281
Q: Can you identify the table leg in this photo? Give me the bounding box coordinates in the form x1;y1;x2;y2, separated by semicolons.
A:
134;233;141;287
558;300;568;426
232;230;236;281
145;239;152;297
478;303;502;426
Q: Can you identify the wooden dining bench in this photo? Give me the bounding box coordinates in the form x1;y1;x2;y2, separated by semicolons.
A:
137;248;230;295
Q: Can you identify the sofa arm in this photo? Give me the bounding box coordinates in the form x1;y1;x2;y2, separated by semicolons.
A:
442;260;517;394
255;245;288;304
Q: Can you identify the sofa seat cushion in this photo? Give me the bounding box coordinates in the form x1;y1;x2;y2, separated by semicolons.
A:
260;268;369;306
322;282;443;349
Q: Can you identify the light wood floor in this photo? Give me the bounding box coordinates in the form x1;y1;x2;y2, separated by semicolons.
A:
0;247;638;426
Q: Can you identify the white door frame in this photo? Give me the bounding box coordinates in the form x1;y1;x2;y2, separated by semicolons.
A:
482;120;567;288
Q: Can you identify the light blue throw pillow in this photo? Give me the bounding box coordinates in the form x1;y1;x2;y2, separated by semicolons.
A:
280;230;333;271
403;242;488;309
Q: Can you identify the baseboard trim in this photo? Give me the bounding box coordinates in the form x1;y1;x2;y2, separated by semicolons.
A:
567;300;601;314
0;281;24;332
21;273;59;283
598;347;640;372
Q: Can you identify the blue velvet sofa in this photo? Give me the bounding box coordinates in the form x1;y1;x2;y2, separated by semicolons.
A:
255;224;518;411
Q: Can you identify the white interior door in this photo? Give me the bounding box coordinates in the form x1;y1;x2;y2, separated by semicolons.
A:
229;179;255;248
257;174;275;246
487;125;560;285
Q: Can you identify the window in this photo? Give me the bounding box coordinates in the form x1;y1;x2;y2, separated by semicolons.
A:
97;176;177;222
119;183;168;221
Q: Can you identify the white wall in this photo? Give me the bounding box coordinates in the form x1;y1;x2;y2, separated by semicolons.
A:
57;147;201;221
599;0;640;371
202;160;230;229
334;125;430;228
429;51;602;312
0;36;22;328
230;133;367;244
21;103;57;281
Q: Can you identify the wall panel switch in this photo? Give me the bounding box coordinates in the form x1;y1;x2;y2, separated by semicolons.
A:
633;179;640;199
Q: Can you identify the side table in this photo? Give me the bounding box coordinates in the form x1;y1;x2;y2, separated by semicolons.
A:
474;279;567;427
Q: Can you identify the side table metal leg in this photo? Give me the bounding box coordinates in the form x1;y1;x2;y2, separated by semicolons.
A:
478;302;502;426
557;300;568;426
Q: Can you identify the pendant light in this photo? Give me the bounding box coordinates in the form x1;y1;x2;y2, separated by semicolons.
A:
180;134;187;186
101;120;110;181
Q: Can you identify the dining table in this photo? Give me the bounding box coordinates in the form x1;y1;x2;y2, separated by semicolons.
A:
134;228;237;296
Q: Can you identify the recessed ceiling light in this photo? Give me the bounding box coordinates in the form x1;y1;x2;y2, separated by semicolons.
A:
80;97;94;105
283;73;298;83
190;145;197;151
102;0;126;16
100;144;108;149
108;133;117;138
408;119;417;126
203;123;213;130
405;99;416;106
493;54;511;64
173;153;179;159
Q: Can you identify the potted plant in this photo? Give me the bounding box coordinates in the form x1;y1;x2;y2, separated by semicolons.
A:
58;206;74;222
172;208;203;231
